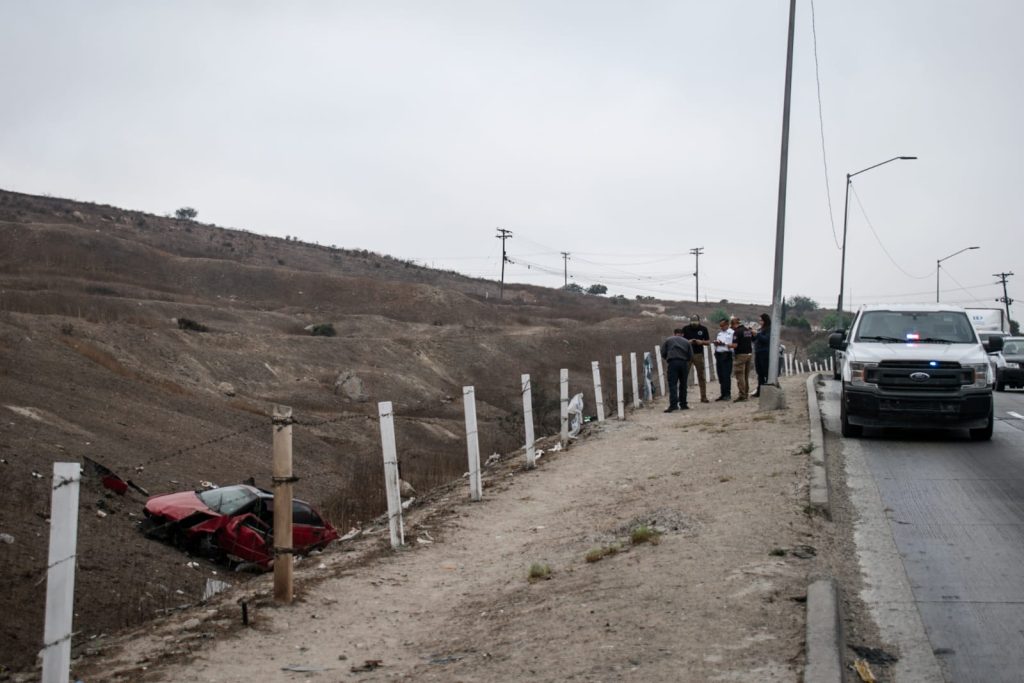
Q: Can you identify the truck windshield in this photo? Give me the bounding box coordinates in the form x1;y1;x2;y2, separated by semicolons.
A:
854;311;978;344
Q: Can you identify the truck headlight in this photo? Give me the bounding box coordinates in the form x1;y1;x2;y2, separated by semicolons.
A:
849;361;878;386
964;362;992;388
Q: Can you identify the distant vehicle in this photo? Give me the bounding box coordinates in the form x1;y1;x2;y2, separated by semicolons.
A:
829;304;1001;440
142;484;338;568
998;337;1024;391
977;331;1010;390
966;307;1008;333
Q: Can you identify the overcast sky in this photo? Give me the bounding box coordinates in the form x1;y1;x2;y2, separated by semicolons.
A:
1;1;1020;317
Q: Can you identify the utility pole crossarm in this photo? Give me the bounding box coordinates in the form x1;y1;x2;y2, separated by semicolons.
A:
689;247;704;303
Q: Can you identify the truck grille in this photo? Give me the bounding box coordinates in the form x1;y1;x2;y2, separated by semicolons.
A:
867;362;972;392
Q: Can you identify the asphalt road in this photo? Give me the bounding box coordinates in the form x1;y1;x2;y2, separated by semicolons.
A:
821;381;1024;682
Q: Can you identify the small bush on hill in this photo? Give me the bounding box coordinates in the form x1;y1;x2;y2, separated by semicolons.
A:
785;317;811;331
177;317;208;332
311;323;336;337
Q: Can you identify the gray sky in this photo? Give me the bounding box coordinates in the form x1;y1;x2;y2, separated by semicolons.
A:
1;1;1020;317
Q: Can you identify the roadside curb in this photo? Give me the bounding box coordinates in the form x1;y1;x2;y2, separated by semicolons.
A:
806;373;829;515
806;578;844;682
805;373;844;683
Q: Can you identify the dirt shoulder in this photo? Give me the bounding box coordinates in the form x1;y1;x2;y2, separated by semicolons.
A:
71;375;821;682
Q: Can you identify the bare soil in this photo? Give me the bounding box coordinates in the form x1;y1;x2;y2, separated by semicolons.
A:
0;188;840;678
67;375;823;682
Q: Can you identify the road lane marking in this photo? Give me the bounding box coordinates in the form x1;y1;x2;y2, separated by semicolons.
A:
1008;411;1024;420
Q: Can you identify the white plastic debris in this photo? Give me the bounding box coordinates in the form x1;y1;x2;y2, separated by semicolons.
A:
186;561;200;570
567;393;585;437
0;533;14;544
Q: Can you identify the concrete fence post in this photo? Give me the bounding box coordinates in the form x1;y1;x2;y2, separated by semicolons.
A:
592;361;606;421
463;386;482;501
522;374;536;468
653;347;666;397
272;405;294;604
559;369;569;445
378;401;405;548
704;346;712;383
41;462;81;683
630;352;640;409
615;355;625;420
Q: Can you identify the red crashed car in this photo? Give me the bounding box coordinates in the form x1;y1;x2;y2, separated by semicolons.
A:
142;484;338;568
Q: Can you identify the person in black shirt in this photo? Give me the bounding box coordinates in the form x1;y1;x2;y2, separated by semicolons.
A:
681;315;711;403
753;313;772;397
660;327;694;412
729;317;754;401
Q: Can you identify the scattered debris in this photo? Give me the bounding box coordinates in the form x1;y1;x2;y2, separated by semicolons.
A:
853;659;877;682
350;659;383;673
202;579;231;600
281;664;329;673
181;618;202;631
429;654;464;665
484;453;501;467
0;533;14;544
401;497;415;511
217;381;236;397
186;561;200;570
550;442;563;452
95;510;107;519
850;645;899;666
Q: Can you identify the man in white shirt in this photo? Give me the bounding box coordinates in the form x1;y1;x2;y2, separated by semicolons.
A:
712;318;734;401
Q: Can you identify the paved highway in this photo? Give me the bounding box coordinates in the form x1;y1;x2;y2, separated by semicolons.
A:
821;381;1024;683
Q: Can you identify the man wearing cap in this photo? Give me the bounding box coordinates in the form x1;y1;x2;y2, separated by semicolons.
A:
660;327;694;412
681;315;711;403
730;316;754;402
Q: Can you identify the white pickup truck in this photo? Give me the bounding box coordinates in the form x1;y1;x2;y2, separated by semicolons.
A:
829;304;1002;440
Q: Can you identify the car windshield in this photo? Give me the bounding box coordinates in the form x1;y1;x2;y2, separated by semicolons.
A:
1004;340;1024;354
198;485;258;515
854;311;977;344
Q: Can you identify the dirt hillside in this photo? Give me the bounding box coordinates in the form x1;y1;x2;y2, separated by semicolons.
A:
0;188;812;674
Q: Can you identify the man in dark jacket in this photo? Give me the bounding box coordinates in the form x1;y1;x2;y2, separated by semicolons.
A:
681;315;711;403
661;327;694;412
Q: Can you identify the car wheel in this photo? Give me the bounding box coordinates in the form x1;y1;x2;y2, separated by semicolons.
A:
840;388;862;438
969;405;994;441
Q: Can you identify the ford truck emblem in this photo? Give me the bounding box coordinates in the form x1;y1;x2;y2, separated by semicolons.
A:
910;372;931;382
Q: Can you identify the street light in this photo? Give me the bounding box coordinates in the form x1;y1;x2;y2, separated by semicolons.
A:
836;156;917;317
936;246;979;302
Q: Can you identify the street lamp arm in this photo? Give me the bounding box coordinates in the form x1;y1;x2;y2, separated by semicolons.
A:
938;245;980;264
849;156;918;179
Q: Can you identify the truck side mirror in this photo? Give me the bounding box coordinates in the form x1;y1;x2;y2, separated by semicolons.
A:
828;331;847;351
984;336;1004;353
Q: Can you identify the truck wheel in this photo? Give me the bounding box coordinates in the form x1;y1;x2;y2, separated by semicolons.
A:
840;388;862;438
969;406;994;441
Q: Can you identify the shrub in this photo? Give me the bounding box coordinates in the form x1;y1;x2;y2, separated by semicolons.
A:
785;317;811;330
630;525;661;545
174;207;198;221
311;323;336;337
177;317;208;332
528;562;552;581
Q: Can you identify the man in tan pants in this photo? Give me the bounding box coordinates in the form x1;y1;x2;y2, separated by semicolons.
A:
681;315;711;403
730;317;754;401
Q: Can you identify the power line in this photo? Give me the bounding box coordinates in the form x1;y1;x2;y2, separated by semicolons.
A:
809;0;840;250
850;185;933;280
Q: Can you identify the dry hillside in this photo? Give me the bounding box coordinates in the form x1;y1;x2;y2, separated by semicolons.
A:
0;188;790;673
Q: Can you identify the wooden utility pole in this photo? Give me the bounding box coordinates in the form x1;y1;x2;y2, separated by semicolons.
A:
272;405;294;604
993;271;1015;324
689;247;704;302
561;251;570;287
496;228;513;299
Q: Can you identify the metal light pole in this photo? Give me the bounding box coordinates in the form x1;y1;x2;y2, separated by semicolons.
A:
936;246;979;302
836;156;917;316
764;0;795;390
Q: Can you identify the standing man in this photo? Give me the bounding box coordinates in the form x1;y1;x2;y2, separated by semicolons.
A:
682;315;711;403
730;316;754;402
660;327;694;412
712;318;734;401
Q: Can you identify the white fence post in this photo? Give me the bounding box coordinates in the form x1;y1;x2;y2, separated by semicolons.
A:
559;369;569;445
463;386;482;501
643;351;653;402
629;352;640;409
592;361;606;421
522;374;536;468
378;401;404;548
704;346;712;383
615;355;625;420
42;462;81;683
653;346;666;397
